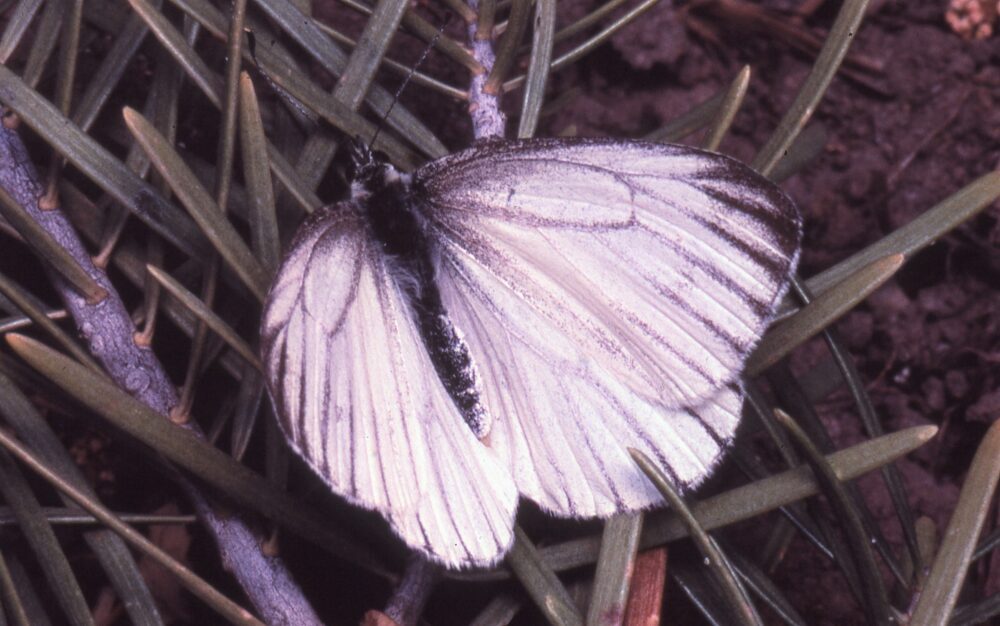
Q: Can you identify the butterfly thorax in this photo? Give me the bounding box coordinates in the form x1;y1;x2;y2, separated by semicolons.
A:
356;146;490;440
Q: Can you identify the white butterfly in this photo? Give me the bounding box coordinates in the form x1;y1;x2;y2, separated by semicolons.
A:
260;137;801;568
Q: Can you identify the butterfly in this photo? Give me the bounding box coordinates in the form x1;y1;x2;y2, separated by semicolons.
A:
260;136;802;568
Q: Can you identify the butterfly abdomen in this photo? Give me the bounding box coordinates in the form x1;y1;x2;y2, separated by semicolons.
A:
363;178;490;440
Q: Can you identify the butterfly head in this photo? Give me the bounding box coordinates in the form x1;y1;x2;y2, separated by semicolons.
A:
346;137;399;199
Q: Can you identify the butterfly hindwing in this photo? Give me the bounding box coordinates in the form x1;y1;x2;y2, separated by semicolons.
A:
434;231;746;516
261;203;518;568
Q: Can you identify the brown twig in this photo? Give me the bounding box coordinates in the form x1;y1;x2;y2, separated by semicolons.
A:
0;117;321;625
624;547;668;625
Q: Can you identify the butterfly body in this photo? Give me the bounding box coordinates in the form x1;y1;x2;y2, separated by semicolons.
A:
262;137;802;568
342;139;490;436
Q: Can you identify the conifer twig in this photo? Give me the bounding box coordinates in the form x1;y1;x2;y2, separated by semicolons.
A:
467;0;506;139
0;115;321;625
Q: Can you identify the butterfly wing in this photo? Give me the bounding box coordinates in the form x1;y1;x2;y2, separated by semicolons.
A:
416;137;801;411
416;138;800;515
261;204;518;567
437;245;746;515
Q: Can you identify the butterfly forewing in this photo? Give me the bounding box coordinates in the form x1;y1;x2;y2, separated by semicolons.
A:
416;138;801;411
261;202;517;568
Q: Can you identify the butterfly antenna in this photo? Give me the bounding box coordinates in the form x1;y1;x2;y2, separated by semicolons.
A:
369;16;451;148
